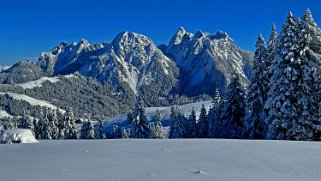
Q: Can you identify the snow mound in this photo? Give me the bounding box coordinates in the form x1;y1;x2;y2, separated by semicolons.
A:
193;169;208;175
18;76;60;89
0;129;38;144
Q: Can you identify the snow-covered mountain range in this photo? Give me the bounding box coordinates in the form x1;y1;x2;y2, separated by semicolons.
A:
0;28;253;118
161;27;252;96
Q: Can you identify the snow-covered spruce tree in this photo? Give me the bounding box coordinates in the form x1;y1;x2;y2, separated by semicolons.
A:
302;9;321;55
47;109;59;139
219;74;246;139
169;107;187;138
154;121;165;139
86;121;95;139
81;121;95;139
122;128;128;139
57;111;66;139
64;108;78;139
208;88;223;138
302;10;321;140
95;120;105;139
111;125;122;139
261;23;278;127
197;104;208;138
155;109;162;121
169;107;179;138
148;122;155;139
267;23;278;70
266;12;320;140
244;34;269;139
34;117;43;139
186;108;197;138
177;113;188;138
132;103;150;139
41;110;52;140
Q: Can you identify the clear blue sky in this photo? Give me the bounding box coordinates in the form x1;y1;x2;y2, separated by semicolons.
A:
0;0;320;66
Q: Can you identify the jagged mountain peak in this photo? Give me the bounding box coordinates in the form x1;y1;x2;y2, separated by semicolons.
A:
194;30;208;39
112;31;153;47
163;28;253;96
211;31;232;41
169;26;190;45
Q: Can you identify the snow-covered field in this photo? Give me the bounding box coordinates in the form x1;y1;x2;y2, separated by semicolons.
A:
1;139;321;181
17;76;60;89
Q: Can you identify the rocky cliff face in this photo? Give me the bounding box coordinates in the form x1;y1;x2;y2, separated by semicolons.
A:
162;27;253;96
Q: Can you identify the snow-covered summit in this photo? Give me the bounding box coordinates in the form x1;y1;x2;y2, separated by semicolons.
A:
112;31;153;47
34;32;179;102
168;26;192;46
163;27;252;96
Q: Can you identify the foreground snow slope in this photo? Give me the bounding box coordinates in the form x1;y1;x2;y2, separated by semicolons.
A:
1;139;321;181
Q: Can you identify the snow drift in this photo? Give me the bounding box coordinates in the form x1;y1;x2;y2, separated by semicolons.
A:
0;129;38;144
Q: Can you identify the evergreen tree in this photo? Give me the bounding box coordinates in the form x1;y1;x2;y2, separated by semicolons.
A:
208;89;223;138
41;110;52;140
186;108;197;138
81;121;95;139
96;120;105;139
154;121;165;139
148;122;156;139
212;88;222;108
177;113;188;138
122;128;129;139
57;112;65;139
219;74;246;138
132;103;150;139
267;23;278;70
303;9;321;140
155;109;162;121
244;34;269;139
169;107;179;138
197;104;208;138
266;12;321;140
64;108;78;139
169;107;186;138
302;9;321;55
111;125;122;139
48;109;59;139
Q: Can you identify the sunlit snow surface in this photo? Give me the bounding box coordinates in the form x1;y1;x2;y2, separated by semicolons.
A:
0;129;38;144
17;76;60;89
1;139;321;181
0;92;65;113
